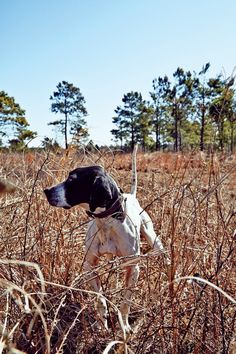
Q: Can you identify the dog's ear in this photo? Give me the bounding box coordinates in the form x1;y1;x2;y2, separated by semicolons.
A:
89;176;112;212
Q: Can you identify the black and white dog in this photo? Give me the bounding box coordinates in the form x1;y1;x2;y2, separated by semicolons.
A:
44;147;166;332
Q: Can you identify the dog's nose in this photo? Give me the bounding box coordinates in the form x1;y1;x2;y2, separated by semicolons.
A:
44;188;50;197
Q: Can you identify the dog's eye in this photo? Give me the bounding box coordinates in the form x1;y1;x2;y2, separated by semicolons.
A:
67;175;76;183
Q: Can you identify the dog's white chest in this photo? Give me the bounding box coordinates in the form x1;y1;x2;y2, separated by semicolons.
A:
93;219;115;254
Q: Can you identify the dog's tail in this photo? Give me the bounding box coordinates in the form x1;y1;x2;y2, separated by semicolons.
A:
130;144;138;196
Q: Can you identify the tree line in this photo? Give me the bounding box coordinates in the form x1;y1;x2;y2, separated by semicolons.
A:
112;64;236;152
0;63;235;152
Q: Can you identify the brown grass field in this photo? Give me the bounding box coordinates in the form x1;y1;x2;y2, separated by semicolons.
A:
0;148;235;354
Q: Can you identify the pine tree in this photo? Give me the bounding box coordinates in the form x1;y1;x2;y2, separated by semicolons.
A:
209;77;235;151
0;90;37;148
167;68;195;151
49;81;88;149
150;76;170;150
112;91;144;149
194;63;212;151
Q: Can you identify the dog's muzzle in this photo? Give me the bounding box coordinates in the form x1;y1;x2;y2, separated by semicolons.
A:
44;188;56;206
44;186;71;209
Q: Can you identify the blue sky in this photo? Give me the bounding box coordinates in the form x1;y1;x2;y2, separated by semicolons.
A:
1;0;236;146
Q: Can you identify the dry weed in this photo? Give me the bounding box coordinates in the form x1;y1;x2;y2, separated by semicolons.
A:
0;148;235;353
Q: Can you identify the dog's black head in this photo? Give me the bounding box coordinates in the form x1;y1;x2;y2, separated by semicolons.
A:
44;165;120;212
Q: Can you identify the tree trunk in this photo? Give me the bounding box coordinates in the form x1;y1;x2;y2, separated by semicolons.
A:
174;114;180;151
65;111;68;149
179;111;184;152
155;112;161;151
173;103;179;152
219;120;224;151
155;124;161;151
200;107;206;151
179;122;182;151
174;117;178;152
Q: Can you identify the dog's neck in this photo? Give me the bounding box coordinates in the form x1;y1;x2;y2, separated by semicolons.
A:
86;186;125;221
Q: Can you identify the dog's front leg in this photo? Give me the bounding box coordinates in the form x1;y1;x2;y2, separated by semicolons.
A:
120;263;139;333
140;210;165;251
140;210;171;265
84;256;109;330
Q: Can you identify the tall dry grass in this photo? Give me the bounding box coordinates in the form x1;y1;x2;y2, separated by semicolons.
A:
0;148;235;353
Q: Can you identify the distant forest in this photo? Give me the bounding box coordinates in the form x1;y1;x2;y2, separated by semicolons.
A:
1;63;235;152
